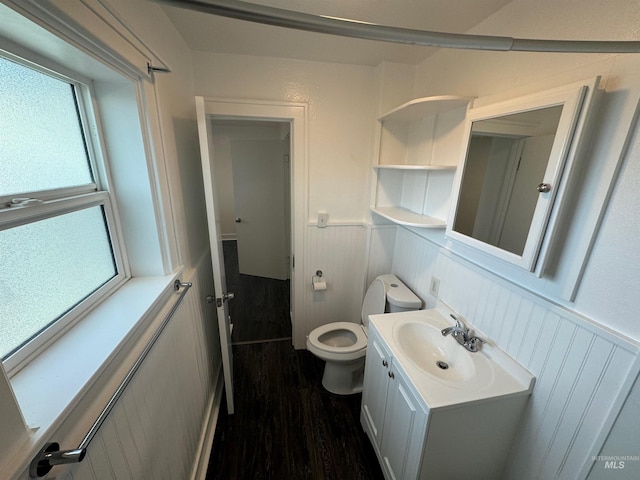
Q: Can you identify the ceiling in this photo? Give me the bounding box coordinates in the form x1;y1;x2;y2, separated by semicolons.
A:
160;0;513;66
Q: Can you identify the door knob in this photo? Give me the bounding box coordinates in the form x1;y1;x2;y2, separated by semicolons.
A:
537;183;552;193
235;218;242;223
213;293;235;307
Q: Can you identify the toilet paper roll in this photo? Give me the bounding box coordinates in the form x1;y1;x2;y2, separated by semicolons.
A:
312;280;327;291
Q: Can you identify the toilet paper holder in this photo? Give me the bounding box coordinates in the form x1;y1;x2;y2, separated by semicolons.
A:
312;270;327;291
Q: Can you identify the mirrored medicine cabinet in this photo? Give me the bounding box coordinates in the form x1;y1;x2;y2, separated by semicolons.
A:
447;78;601;272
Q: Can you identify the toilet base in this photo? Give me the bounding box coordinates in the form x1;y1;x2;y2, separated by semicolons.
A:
321;357;365;395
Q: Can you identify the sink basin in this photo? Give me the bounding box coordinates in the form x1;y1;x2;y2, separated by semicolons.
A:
370;307;535;408
392;321;494;389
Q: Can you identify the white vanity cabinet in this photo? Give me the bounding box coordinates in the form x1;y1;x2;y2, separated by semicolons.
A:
361;331;429;480
379;360;429;480
361;332;392;449
361;316;533;480
361;335;429;480
362;328;428;480
371;96;473;229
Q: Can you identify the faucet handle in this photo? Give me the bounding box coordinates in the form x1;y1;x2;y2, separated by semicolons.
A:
466;336;485;352
450;314;468;332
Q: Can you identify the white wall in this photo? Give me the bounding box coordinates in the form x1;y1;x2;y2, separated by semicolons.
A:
193;53;378;336
112;0;210;271
114;1;639;477
0;1;221;477
379;1;640;478
194;52;376;225
10;0;635;477
412;0;640;339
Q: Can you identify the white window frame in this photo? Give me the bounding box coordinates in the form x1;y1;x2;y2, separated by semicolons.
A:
0;51;129;374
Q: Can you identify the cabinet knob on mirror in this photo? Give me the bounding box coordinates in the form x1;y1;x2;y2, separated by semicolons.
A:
235;218;242;223
537;183;552;193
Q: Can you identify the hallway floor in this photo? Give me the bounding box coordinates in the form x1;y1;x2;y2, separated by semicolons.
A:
205;339;385;480
223;240;291;344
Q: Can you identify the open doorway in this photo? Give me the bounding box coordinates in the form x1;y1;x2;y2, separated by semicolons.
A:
210;120;292;344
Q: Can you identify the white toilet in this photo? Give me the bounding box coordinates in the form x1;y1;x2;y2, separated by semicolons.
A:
306;274;421;394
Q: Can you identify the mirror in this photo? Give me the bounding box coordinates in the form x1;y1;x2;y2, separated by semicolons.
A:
447;81;597;272
454;106;563;256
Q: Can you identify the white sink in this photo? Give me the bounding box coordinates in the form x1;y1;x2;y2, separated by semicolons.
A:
369;305;535;408
393;320;494;390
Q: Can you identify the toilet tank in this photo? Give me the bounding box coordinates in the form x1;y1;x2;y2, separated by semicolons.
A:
377;274;422;312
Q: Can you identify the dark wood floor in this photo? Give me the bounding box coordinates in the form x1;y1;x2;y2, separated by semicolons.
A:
205;340;385;480
223;240;291;344
208;241;383;479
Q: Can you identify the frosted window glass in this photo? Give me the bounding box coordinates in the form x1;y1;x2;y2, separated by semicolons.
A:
0;57;93;197
0;207;116;358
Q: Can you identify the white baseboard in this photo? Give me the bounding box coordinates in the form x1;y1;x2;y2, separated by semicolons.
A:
191;366;225;480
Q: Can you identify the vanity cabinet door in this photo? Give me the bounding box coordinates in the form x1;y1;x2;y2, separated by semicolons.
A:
361;333;392;451
380;362;428;480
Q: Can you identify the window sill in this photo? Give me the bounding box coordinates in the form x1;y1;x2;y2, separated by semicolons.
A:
7;273;179;476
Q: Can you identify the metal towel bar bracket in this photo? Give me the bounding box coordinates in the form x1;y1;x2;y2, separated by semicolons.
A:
29;279;192;478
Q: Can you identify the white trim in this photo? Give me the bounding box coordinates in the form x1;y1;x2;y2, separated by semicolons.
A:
85;0;171;72
3;0;151;81
190;365;224;480
306;221;367;228
141;79;181;273
198;97;309;349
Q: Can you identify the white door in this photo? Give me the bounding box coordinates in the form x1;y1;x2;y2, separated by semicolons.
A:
196;96;235;414
231;139;288;280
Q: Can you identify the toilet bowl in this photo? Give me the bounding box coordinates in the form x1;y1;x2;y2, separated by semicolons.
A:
306;274;421;395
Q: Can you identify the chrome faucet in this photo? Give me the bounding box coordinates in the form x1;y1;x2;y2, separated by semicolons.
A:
441;314;484;352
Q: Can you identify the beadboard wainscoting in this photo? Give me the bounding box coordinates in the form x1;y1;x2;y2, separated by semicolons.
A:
365;225;397;288
54;254;222;480
301;224;368;346
386;226;640;479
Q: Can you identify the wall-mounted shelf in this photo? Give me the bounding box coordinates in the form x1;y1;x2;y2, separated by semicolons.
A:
371;95;473;229
379;95;475;123
371;206;447;229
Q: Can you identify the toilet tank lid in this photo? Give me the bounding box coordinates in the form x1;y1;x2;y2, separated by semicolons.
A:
377;274;422;308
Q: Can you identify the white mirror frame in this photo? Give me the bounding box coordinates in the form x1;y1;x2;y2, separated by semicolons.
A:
447;78;601;272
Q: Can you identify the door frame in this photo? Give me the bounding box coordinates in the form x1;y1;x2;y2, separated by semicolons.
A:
200;97;308;349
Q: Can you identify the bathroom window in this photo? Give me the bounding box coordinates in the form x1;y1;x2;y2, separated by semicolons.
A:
0;54;127;371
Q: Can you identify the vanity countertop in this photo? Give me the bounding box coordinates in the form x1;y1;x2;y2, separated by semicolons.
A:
369;304;535;410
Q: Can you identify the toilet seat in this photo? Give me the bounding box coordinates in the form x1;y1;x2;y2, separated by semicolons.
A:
307;322;367;362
